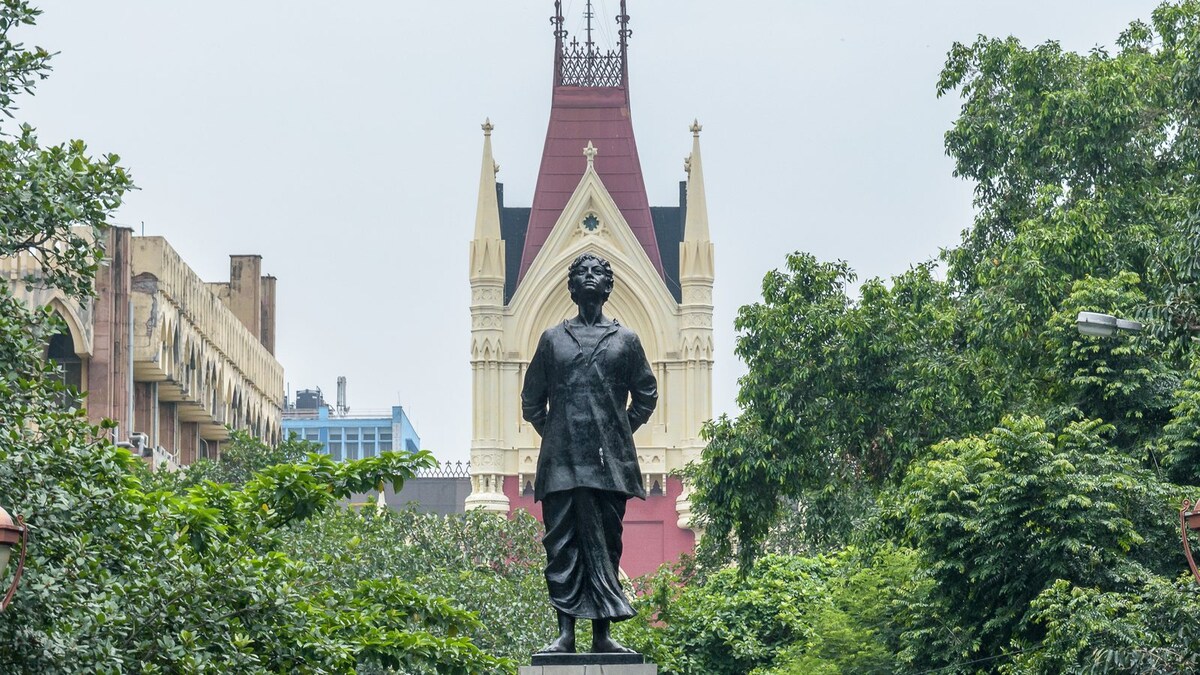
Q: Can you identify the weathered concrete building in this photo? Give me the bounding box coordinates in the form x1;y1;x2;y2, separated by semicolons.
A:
1;227;283;466
467;1;714;577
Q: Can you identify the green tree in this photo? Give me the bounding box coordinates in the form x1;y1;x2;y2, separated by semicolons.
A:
618;554;836;675
169;429;317;489
680;2;1200;672
1012;577;1200;674
689;256;984;567
0;4;510;671
691;0;1200;573
616;548;930;675
764;545;928;675
896;415;1178;670
281;506;551;667
0;3;132;299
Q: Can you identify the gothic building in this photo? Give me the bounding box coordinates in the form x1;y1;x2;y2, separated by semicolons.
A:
466;1;714;576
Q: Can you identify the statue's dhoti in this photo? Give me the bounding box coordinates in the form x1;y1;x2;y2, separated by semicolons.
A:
541;488;635;621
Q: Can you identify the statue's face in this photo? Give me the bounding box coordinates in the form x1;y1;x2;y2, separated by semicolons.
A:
568;257;613;304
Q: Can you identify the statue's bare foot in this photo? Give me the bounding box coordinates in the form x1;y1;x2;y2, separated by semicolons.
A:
536;634;576;654
591;635;636;654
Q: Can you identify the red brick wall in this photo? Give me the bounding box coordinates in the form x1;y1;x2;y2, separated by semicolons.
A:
504;475;695;579
87;228;133;432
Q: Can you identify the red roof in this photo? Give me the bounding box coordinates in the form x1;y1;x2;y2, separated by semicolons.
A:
517;85;664;285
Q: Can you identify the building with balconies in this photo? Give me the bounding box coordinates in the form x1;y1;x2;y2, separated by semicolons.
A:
1;226;284;467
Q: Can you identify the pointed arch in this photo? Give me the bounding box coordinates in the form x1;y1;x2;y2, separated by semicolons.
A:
510;166;678;361
47;297;90;357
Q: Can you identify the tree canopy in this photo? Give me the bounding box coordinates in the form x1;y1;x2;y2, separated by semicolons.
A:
683;1;1200;672
0;4;512;671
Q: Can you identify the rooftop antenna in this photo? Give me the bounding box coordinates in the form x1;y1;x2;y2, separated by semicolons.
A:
336;376;348;416
584;0;595;50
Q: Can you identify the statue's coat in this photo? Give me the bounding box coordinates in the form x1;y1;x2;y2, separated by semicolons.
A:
522;317;658;502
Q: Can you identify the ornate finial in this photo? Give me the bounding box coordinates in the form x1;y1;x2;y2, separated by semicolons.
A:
551;0;566;40
482;118;494;136
617;0;632;45
583;141;598;167
690;119;703;137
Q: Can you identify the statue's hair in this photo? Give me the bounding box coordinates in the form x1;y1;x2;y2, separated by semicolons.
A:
567;252;614;303
567;252;614;283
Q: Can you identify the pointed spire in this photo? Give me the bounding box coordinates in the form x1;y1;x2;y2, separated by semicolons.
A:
474;119;501;240
684;120;709;242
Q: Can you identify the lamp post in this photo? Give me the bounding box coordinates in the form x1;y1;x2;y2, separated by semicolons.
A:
1181;501;1200;584
1072;313;1200;583
0;505;27;611
1075;311;1144;337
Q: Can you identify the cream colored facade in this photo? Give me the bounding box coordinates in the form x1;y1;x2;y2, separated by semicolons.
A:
1;227;283;466
466;124;715;528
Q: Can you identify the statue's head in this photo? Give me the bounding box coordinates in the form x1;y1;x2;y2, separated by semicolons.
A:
567;252;614;305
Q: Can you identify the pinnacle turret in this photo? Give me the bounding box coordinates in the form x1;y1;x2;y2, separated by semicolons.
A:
473;119;501;241
680;121;714;282
470;119;505;283
684;120;710;244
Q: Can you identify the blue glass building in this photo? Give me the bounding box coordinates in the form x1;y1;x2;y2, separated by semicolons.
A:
282;391;420;461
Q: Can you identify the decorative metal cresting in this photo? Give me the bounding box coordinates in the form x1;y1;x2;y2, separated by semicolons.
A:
551;0;632;88
0;505;27;611
416;461;472;479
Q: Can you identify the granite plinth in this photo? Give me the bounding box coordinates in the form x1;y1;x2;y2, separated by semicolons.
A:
520;664;656;675
521;652;656;674
532;653;644;666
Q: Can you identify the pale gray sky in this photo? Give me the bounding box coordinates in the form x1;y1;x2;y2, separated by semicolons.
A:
17;1;1162;461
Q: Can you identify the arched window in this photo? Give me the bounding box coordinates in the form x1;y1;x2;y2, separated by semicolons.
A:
46;333;82;402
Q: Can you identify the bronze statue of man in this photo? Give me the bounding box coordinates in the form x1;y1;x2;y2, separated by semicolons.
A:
521;252;658;654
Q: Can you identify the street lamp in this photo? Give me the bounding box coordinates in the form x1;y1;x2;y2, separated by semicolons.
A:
1182;500;1200;585
1075;311;1144;337
1080;312;1200;584
0;505;26;611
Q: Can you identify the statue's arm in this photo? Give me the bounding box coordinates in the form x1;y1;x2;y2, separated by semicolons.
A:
626;334;658;434
521;332;551;436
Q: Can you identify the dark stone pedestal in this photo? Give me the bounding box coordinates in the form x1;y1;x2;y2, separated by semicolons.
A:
520;652;657;674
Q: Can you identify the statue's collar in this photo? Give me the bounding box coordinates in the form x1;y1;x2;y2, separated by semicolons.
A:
565;316;619;329
562;318;620;353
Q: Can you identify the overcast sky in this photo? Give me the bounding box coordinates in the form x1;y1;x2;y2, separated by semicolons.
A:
16;0;1163;462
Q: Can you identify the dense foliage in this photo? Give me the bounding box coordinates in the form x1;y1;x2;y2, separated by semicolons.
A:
895;416;1182;670
171;429;313;489
615;548;927;674
280;506;551;666
0;4;511;671
15;0;1200;671
681;1;1200;673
